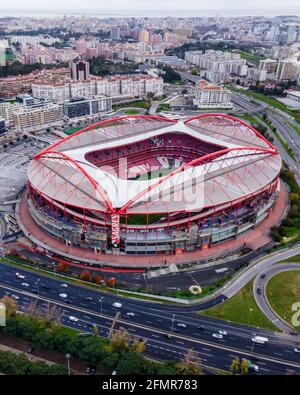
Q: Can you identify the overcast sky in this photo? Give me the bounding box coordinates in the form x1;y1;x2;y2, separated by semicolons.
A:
1;0;300;11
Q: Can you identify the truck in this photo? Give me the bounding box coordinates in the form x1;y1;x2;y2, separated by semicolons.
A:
251;336;269;344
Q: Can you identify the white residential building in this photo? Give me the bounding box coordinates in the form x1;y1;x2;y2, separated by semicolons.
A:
247;68;267;82
194;80;232;109
32;74;164;102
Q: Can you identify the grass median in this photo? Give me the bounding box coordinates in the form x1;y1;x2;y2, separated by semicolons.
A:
266;270;300;333
199;280;277;331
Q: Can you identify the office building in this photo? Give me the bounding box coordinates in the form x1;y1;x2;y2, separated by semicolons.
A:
70;57;90;81
64;96;112;119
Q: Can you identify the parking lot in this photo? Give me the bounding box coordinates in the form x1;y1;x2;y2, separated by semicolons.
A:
0;138;51;204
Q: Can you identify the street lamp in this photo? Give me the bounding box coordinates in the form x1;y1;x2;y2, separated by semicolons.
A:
171;314;175;333
99;297;104;318
35;279;40;296
65;353;71;376
251;333;256;353
143;273;148;290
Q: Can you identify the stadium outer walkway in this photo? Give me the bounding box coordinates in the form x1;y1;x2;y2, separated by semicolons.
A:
16;183;288;269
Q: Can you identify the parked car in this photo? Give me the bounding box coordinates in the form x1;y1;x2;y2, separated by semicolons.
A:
86;366;96;375
177;323;187;328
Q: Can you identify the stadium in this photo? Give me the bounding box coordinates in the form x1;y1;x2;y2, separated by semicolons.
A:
26;114;282;257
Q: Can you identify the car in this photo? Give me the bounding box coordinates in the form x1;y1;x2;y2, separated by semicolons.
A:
65;300;72;304
15;272;25;280
21;282;30;287
126;312;135;317
294;348;300;353
257;287;262;295
86;366;96;375
177;323;187;328
164;334;172;339
112;302;122;308
27;346;34;354
31;289;38;294
69;316;79;322
61;283;68;288
219;330;227;335
59;293;68;298
11;294;19;300
212;333;223;339
42;285;51;290
260;273;266;279
197;325;205;330
84;297;93;302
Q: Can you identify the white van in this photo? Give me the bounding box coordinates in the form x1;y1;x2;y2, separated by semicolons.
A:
112;302;122;308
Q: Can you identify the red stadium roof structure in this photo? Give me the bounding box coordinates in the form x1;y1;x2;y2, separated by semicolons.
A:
29;114;281;216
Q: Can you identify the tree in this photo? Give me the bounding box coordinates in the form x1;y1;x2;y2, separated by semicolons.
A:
107;329;130;353
0;295;17;317
56;262;68;272
175;349;204;375
133;338;147;354
42;303;63;327
116;351;146;375
289;193;299;203
92;324;99;337
106;277;117;287
92;274;104;284
240;359;249;375
80;270;91;281
230;356;240;375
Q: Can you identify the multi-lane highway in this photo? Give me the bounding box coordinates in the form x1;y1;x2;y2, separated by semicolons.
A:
1;261;300;375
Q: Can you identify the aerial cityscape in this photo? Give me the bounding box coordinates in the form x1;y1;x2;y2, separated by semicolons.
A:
0;0;300;380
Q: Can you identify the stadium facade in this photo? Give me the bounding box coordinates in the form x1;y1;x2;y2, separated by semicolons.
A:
26;114;282;256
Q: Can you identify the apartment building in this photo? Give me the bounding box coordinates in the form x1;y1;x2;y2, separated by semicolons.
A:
13;103;64;132
32;75;163;102
185;50;248;77
194;79;232;109
276;60;299;81
247;68;267;82
0;102;26;126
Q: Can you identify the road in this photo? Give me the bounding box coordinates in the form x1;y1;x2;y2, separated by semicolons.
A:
223;244;300;301
231;92;300;186
254;264;300;333
16;246;263;292
1;260;300;374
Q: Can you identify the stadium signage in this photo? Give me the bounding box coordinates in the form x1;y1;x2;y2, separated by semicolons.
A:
111;214;120;248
